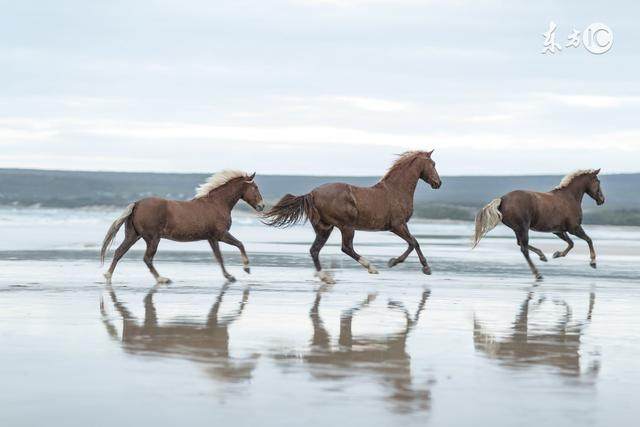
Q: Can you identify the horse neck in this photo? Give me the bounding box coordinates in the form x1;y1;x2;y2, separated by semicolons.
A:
204;180;244;209
555;176;589;203
379;162;421;200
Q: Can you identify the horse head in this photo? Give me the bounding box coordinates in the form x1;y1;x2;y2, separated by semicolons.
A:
419;150;442;189
585;169;605;205
241;172;266;212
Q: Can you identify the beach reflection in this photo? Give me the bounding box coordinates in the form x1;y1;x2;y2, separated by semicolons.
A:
100;283;258;383
275;286;432;414
474;291;599;377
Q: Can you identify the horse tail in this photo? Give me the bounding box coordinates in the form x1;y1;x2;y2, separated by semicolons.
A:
472;198;503;248
262;193;319;227
100;203;136;265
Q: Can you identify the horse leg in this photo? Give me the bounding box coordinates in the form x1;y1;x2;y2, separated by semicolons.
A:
552;232;574;259
527;244;548;262
389;224;431;275
208;239;236;282
569;226;597;268
515;227;542;281
388;224;415;268
219;231;251;274
143;237;171;284
104;221;140;284
338;227;378;274
310;223;334;284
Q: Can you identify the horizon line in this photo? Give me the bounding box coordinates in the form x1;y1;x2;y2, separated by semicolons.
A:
0;166;637;178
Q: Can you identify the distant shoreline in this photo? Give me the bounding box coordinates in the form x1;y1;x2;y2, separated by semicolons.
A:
2;168;639;226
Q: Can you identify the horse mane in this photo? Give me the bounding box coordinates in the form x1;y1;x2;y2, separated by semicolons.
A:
194;170;249;198
381;151;430;180
553;169;599;190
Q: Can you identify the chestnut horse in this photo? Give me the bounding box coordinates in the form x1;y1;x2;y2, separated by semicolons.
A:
472;169;605;280
101;171;265;284
263;151;442;283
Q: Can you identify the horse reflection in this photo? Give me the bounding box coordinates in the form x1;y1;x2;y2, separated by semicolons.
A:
281;287;431;413
474;291;598;377
100;284;257;383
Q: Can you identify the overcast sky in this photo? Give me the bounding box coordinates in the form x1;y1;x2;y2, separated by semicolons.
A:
0;0;638;176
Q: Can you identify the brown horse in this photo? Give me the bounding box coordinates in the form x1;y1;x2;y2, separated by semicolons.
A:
101;170;265;284
263;151;442;283
473;169;605;280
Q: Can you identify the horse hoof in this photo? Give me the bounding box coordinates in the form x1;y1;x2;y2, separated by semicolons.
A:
156;277;172;284
368;266;379;274
225;275;237;283
540;256;548;262
316;271;335;284
590;262;597;269
552;251;562;259
535;274;543;281
244;266;251;274
422;266;431;275
388;258;398;268
103;272;112;284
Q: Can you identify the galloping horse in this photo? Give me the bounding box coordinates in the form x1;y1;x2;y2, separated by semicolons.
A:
101;170;265;284
473;169;605;280
263;151;442;283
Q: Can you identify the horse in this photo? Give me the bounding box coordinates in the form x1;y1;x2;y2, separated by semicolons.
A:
100;170;265;284
472;169;605;280
262;150;442;284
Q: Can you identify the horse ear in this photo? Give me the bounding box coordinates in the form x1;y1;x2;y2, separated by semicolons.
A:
246;172;256;181
426;149;434;157
594;168;601;175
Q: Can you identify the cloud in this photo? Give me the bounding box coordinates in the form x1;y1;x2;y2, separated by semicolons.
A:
323;96;411;112
537;93;640;109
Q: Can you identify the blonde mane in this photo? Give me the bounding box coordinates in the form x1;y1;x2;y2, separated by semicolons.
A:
553;169;599;190
194;170;248;198
382;151;430;180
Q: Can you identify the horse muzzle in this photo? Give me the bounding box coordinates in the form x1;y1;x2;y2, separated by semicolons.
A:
430;180;442;189
255;202;265;212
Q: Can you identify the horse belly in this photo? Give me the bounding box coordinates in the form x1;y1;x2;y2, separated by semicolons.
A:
162;207;224;242
351;190;393;231
530;204;571;233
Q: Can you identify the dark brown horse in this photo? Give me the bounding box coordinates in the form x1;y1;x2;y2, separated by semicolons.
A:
263;151;442;283
473;169;605;280
101;170;265;284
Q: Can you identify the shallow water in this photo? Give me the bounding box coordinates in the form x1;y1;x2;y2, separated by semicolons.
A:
1;208;639;426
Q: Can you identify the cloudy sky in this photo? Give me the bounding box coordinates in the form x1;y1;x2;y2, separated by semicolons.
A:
0;0;638;175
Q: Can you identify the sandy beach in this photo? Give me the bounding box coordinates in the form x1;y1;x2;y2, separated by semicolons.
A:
1;208;639;426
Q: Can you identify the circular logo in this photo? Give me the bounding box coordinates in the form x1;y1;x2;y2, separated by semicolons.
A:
582;23;613;54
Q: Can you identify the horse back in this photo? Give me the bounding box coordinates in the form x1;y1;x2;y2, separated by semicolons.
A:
500;190;580;232
311;183;393;230
133;197;229;241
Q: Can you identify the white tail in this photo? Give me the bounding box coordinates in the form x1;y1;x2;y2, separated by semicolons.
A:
472;198;502;248
100;203;135;264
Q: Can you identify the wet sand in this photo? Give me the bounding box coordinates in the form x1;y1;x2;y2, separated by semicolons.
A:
1;209;639;426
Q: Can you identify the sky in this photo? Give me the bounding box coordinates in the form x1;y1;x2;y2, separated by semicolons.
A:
0;0;638;176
